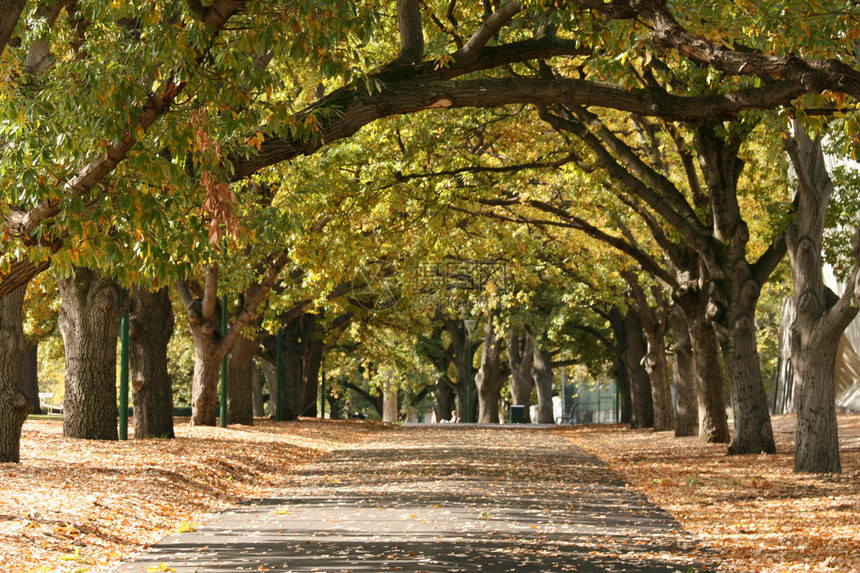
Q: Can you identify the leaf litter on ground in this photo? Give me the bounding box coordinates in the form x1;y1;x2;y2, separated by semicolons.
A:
0;418;382;572
2;414;858;572
558;413;860;573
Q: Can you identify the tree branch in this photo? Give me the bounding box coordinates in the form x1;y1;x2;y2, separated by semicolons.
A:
459;0;523;62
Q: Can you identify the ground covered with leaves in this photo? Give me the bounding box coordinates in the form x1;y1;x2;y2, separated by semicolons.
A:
0;419;381;572
560;414;860;572
2;415;858;572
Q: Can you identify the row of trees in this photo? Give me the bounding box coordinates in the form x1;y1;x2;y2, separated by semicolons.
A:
1;0;858;475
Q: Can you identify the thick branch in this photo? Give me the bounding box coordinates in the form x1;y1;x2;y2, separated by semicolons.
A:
0;0;26;56
233;77;804;180
201;264;219;322
395;0;424;64
219;251;290;353
645;3;860;99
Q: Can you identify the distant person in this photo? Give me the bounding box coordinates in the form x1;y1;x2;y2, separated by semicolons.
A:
345;401;366;420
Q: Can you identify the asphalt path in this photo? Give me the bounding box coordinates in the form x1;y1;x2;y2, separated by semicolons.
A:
111;425;715;572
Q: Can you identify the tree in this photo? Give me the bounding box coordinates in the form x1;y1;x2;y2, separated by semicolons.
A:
129;287;175;439
176;257;287;426
783;123;859;473
668;304;699;438
0;287;30;462
507;329;535;424
622;270;674;432
474;311;506;424
57;266;125;439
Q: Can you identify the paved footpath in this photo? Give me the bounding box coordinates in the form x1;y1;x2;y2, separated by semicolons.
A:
112;426;715;572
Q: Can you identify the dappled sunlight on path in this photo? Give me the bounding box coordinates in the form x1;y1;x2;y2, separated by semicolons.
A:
113;426;714;572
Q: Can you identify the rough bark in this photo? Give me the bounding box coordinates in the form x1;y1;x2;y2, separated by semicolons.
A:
682;298;731;443
624;310;654;429
474;316;505;424
394;0;423;64
720;316;775;454
784;124;858;473
227;330;258;426
0;287;31;462
21;342;41;415
609;306;632;424
179;266;226;427
531;335;555;424
58;267;124;440
624;272;674;431
129;287;175;439
668;305;698;437
507;329;534;423
694;125;777;455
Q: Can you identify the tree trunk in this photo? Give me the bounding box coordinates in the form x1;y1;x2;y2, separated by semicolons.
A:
300;315;323;418
668;305;698;437
721;308;776;454
129;287;175;439
642;328;674;431
0;287;31;462
277;314;314;421
695;124;777;455
793;340;843;472
677;291;730;443
434;376;456;421
252;363;266;417
382;369;398;422
624;310;654;428
189;337;222;426
227;330;258;426
624;272;674;431
58;267;124;440
21;342;41;415
609;306;632;424
446;319;477;423
326;392;343;420
475;316;505;424
507;329;534;423
531;334;555;424
784;124;858;473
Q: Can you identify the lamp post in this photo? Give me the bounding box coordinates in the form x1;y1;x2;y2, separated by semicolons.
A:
464;318;477;423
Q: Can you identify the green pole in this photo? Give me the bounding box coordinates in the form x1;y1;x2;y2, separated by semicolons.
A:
119;312;130;440
275;328;282;421
220;294;228;428
466;338;471;424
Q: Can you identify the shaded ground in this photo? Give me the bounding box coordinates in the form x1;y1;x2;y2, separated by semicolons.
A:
563;414;860;572
112;427;714;572
0;419;379;572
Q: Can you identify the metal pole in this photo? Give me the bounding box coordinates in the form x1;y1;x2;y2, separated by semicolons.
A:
320;363;325;419
560;367;565;425
220;294;228;428
119;312;130;440
275;328;283;421
466;338;471;424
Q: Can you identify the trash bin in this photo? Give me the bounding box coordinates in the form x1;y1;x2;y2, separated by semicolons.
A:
510;405;525;424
